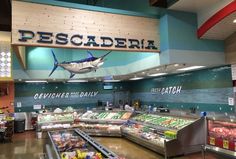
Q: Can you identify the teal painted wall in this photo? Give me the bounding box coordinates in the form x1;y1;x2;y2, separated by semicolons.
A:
130;66;234;112
15;82;130;112
14;66;234;113
159;10;224;52
25;47;157;70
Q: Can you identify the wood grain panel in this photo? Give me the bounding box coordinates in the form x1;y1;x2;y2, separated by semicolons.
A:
12;1;160;52
225;32;236;64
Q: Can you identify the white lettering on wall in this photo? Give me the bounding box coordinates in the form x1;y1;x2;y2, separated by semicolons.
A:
33;91;99;100
151;86;182;95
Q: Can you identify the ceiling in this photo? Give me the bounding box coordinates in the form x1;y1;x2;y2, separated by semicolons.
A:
202;11;236;40
16;63;215;83
0;0;11;31
169;0;236;40
169;0;221;13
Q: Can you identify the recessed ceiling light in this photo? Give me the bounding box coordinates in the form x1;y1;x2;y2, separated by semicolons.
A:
233;19;236;23
67;80;88;82
25;80;47;83
177;66;205;71
174;64;179;67
104;79;121;82
148;73;167;77
129;77;143;80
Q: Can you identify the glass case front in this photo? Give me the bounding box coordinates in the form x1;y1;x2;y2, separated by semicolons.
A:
207;119;236;152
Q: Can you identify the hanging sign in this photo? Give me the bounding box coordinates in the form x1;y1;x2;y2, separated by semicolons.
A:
12;1;160;52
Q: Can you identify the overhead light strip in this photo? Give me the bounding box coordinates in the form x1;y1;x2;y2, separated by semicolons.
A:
67;80;88;83
177;66;205;71
25;80;47;83
103;80;121;82
148;73;167;77
129;77;143;80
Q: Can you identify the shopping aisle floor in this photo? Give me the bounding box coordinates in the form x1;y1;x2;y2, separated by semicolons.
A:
94;137;226;159
0;131;230;159
0;131;44;159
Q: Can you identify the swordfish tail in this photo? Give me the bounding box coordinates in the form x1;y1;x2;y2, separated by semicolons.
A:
49;50;59;76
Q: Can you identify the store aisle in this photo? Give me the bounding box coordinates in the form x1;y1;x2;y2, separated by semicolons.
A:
94;137;223;159
0;131;44;159
0;131;230;159
95;137;162;159
95;137;163;159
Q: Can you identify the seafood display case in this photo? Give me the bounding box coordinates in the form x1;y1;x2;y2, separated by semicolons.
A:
121;112;205;158
44;129;118;159
206;117;236;158
74;111;133;137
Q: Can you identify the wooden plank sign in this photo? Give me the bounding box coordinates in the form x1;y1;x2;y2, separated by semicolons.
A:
12;1;160;52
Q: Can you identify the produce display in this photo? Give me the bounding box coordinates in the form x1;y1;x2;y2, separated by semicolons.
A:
38;113;74;124
41;123;71;130
51;131;104;159
132;114;194;130
164;130;177;139
122;123;166;147
75;123;121;132
80;111;132;120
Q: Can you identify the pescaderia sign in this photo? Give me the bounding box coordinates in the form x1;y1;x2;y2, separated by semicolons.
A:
18;30;158;51
33;91;99;100
12;1;160;52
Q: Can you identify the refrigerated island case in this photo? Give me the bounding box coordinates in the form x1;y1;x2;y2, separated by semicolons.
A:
44;129;118;159
74;111;133;137
121;112;205;158
37;112;77;138
206;116;236;158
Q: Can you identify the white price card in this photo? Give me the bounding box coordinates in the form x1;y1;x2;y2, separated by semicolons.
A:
33;105;42;110
16;102;21;108
228;97;234;106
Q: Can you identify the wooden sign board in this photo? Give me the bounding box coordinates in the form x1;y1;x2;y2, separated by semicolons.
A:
12;1;160;52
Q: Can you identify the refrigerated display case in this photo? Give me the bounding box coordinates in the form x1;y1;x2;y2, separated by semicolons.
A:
74;111;132;136
121;112;205;158
206;117;236;158
44;129;118;159
37;112;77;138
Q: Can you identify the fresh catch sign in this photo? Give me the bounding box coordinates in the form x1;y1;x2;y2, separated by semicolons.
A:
12;1;160;52
151;86;182;95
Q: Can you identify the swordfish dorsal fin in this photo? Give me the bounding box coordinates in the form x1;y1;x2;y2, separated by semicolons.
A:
87;50;94;58
70;72;76;79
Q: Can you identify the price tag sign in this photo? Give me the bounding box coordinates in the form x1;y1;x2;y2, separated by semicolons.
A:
210;137;215;145
223;140;229;149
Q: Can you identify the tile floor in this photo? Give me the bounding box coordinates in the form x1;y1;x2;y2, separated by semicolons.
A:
0;131;231;159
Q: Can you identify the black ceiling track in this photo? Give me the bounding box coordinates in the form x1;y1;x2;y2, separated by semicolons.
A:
149;0;167;8
0;0;11;31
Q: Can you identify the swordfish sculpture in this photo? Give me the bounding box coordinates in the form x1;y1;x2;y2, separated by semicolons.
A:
49;50;112;78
